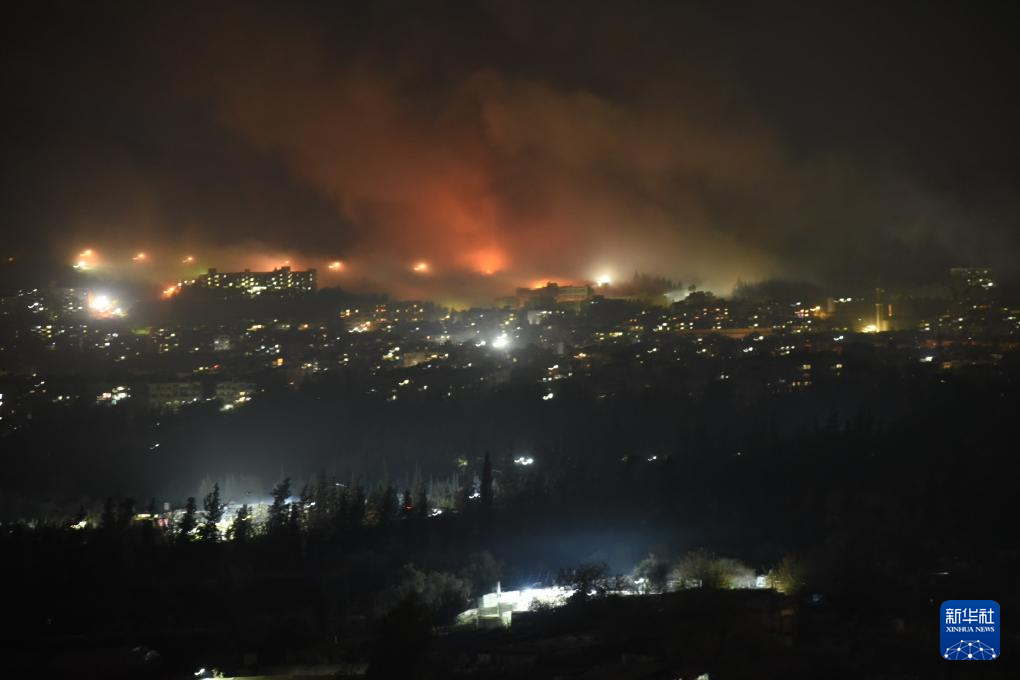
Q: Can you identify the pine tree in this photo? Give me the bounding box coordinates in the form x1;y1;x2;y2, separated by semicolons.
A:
310;469;331;533
177;497;197;544
267;477;291;537
141;498;158;546
200;483;223;541
288;483;309;536
377;484;397;526
228;504;251;543
349;483;367;530
333;483;350;534
401;488;414;517
100;497;117;531
117;497;136;529
415;485;429;520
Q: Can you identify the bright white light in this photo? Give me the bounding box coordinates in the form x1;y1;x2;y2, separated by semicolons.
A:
492;333;509;349
596;274;612;286
90;294;112;314
513;455;534;466
542;391;554;401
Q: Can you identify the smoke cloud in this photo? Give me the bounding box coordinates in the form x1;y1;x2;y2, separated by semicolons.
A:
2;1;1016;301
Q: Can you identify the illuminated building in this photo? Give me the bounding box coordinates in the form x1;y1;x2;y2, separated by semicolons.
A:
215;381;256;410
148;381;203;412
96;385;130;406
512;282;593;309
197;266;316;295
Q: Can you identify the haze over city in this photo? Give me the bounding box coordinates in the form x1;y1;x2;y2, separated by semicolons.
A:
5;1;1020;303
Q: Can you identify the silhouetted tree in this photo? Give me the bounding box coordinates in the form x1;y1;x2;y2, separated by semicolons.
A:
228;504;251;543
415;485;429;520
633;553;671;593
333;484;350;534
460;550;502;597
349;483;367;530
767;555;807;595
288;486;306;536
556;562;611;602
117;497;136;530
100;497;117;531
672;549;753;589
373;484;397;527
310;469;331;533
140;498;158;546
267;477;291;537
200;483;222;541
177;497;197;544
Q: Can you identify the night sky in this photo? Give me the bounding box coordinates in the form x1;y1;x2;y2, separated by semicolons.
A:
3;1;1018;300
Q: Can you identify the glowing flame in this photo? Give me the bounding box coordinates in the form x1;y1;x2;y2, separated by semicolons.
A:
133;252;147;262
182;255;195;264
596;274;612;286
87;292;125;318
74;248;98;270
90;294;112;313
328;261;343;271
413;261;429;273
162;284;181;299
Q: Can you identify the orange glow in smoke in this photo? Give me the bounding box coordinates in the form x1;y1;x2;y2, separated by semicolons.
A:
182;255;195;264
413;261;429;273
527;278;562;290
162;284;181;299
73;248;98;270
466;247;507;275
328;261;343;271
133;252;148;262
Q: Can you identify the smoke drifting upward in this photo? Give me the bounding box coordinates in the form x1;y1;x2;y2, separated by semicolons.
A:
3;1;1019;301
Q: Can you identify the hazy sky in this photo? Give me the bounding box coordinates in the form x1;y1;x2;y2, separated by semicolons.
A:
2;1;1018;299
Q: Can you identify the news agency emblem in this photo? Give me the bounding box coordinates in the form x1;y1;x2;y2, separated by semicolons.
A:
941;600;999;660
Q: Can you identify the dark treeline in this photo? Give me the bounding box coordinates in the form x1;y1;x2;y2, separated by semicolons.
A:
1;359;1018;675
